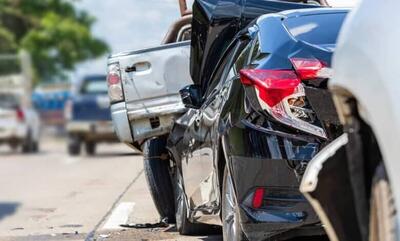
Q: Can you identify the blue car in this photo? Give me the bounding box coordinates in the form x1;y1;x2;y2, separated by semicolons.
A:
66;75;117;155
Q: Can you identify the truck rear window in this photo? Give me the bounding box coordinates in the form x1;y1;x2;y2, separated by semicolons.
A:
284;12;347;46
81;77;108;95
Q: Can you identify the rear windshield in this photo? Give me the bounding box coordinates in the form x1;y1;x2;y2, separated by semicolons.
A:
284;12;347;45
0;94;19;109
80;77;108;95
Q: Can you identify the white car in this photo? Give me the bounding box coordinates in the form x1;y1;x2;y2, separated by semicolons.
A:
300;1;400;241
0;92;40;152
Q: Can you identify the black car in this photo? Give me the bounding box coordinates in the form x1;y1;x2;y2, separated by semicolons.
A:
167;1;348;240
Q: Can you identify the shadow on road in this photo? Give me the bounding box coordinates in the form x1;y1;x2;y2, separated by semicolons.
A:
0;202;20;221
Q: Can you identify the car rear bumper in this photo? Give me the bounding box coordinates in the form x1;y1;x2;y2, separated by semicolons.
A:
230;155;321;238
0;125;27;142
224;121;323;238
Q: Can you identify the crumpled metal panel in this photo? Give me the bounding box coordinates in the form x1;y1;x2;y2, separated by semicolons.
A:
190;0;319;88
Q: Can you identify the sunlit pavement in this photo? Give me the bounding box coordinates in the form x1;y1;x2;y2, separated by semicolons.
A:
0;135;328;241
0;136;218;241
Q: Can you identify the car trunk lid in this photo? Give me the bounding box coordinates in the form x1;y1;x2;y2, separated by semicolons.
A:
190;0;320;87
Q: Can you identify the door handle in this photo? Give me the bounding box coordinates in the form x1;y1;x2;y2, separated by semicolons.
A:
125;61;151;73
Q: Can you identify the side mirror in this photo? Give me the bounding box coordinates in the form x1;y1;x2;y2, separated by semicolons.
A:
179;85;202;109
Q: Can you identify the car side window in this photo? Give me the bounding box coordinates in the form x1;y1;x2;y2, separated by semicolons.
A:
203;42;239;98
233;42;252;75
203;38;252;100
224;36;254;81
247;35;267;69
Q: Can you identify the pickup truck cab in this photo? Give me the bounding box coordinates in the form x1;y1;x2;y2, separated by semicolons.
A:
66;75;117;156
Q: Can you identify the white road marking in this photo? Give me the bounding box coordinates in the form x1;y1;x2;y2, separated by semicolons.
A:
63;157;81;165
102;202;135;230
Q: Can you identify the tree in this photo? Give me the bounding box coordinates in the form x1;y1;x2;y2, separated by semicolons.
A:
0;0;109;81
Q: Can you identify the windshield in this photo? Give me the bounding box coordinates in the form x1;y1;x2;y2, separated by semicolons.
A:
0;93;19;109
284;12;347;46
80;77;108;95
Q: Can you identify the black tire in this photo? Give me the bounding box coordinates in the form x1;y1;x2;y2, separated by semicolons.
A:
174;165;214;235
142;137;175;223
222;166;247;241
9;142;19;152
32;141;39;153
68;135;81;156
85;142;96;155
369;163;397;241
22;131;33;153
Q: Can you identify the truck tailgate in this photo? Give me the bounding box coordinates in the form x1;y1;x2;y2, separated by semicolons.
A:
108;41;193;141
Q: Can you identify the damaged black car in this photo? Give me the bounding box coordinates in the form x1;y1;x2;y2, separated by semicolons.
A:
167;0;348;240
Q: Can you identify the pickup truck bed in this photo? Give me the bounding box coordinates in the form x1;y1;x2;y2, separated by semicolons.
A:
108;41;192;144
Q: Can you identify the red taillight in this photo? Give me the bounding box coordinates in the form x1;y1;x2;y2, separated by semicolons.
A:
16;108;25;122
107;73;120;85
252;188;265;209
239;69;300;107
290;57;330;80
239;65;327;138
107;63;124;103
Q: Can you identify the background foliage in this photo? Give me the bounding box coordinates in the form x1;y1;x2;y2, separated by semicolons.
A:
0;0;109;82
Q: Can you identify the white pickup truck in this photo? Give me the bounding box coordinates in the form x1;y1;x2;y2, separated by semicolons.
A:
106;12;192;222
0;52;41;152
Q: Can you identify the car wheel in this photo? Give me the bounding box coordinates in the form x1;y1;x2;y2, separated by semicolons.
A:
174;165;212;235
22;131;33;153
85;142;96;155
369;163;397;241
142;137;175;223
68;135;81;156
222;166;246;241
9;142;19;152
32;141;39;153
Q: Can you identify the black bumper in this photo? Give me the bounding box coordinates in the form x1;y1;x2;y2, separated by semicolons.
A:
224;122;322;239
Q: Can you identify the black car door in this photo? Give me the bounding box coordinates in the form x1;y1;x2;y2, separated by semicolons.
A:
182;39;251;223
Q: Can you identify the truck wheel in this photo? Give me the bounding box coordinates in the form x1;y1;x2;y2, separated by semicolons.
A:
68;135;81;156
369;163;397;241
142;137;175;223
85;142;96;155
174;166;212;235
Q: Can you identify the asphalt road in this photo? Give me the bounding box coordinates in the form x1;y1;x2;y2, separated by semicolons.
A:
0;136;327;241
0;136;215;241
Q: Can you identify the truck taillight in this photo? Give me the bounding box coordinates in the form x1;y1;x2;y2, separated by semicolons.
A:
240;68;327;139
16;108;25;122
107;63;124;103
